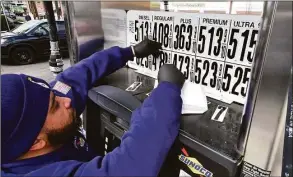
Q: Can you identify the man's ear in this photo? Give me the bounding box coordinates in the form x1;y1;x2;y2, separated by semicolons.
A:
29;137;47;151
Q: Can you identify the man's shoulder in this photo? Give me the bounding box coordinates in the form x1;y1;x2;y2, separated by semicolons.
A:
1;170;19;177
4;160;84;177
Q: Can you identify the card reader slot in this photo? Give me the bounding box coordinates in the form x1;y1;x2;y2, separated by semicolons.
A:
89;85;142;123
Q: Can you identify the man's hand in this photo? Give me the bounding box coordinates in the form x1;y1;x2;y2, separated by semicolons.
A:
158;64;185;88
133;39;162;58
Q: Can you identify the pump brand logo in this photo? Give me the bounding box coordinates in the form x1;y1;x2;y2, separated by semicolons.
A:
178;148;213;177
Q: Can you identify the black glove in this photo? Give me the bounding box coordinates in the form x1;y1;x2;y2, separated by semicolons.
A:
133;38;162;58
158;64;185;88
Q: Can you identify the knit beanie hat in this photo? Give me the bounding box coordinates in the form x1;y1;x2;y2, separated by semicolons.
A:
1;74;51;163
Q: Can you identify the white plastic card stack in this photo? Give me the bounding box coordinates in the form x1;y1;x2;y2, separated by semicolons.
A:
154;80;208;114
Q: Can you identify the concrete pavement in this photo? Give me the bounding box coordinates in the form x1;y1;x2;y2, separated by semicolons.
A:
1;58;71;82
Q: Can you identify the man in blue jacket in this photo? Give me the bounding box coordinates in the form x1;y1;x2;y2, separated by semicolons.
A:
1;39;185;176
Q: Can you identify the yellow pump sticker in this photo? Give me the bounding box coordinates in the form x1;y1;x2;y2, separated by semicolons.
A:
178;148;213;177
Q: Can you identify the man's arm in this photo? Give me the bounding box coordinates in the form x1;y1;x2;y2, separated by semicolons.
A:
50;39;162;116
32;82;182;177
50;46;133;116
95;82;182;176
28;64;184;177
78;65;184;176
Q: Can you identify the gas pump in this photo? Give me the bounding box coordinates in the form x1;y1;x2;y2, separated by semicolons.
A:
63;1;292;177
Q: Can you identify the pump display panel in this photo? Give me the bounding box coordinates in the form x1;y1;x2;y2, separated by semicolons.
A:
127;10;260;105
91;8;264;177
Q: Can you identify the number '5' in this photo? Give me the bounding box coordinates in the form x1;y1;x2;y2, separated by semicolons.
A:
198;26;206;53
228;29;238;59
135;20;139;41
194;59;202;84
222;64;232;91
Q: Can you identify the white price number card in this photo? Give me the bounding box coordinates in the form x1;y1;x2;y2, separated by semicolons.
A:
172;12;199;55
196;14;231;62
172;52;195;80
126;11;261;105
127;11;152;70
127;11;152;44
226;16;260;66
134;50;173;79
147;50;173;78
151;12;174;51
221;63;252;104
190;57;224;100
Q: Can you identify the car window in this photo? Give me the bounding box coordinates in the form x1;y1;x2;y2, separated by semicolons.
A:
41;23;50;31
34;25;48;36
12;20;39;34
38;22;65;32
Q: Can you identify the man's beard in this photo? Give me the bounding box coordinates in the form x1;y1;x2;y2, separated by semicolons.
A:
46;114;82;146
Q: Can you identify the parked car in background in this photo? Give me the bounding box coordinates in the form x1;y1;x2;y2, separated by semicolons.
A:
1;20;68;65
1;15;23;31
12;6;25;16
1;15;16;31
1;9;16;20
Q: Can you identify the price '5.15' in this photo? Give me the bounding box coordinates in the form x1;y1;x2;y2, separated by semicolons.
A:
227;29;258;64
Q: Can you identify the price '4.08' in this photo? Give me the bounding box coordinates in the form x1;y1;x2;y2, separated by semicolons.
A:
152;22;172;49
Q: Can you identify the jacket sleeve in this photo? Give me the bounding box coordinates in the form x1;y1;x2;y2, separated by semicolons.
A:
49;46;133;116
24;82;182;177
75;81;182;176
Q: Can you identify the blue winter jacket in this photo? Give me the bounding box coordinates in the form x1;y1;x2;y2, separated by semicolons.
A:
1;46;182;176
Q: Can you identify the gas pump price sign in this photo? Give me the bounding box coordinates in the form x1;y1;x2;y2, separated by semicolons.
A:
127;10;260;104
221;16;260;103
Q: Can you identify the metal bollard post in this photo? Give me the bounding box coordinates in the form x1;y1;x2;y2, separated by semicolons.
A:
43;1;63;76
